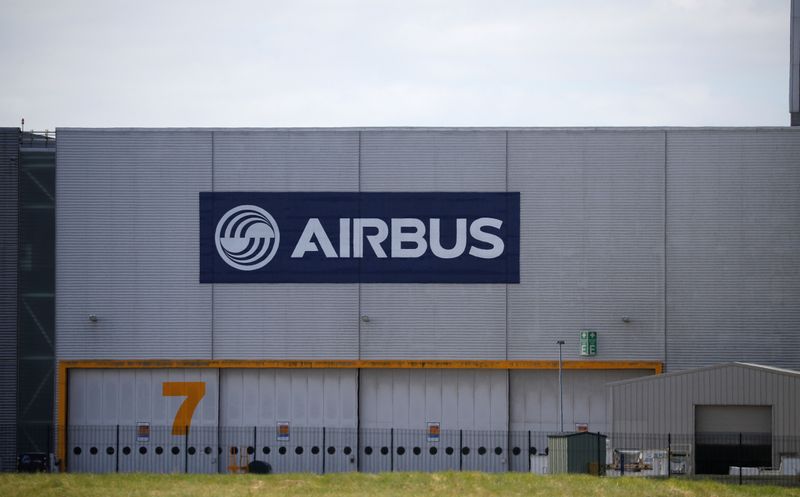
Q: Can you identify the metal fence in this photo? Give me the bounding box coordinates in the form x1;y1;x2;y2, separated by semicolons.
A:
6;425;800;486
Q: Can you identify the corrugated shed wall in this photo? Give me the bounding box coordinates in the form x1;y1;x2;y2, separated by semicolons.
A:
609;364;800;436
0;128;19;470
666;130;800;371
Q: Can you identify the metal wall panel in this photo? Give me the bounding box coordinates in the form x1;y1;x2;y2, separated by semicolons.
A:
609;363;800;436
665;130;800;371
360;130;507;359
507;130;666;361
219;369;356;427
219;368;357;473
360;285;506;359
509;369;652;434
359;368;509;472
212;130;359;359
0;128;19;471
359;369;508;430
56;129;212;359
67;368;219;473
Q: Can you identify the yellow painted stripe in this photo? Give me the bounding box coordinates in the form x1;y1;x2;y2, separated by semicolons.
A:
58;359;662;372
56;358;662;470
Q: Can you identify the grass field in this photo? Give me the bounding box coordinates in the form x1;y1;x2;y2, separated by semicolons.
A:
1;472;798;497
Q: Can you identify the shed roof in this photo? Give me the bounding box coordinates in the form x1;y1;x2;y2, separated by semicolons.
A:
607;362;800;387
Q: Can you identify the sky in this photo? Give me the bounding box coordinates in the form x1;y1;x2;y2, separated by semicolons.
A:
0;0;792;129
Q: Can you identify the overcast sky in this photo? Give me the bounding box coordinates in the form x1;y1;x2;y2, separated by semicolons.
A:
0;0;792;129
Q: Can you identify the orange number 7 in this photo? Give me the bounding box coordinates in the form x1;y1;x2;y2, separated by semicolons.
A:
162;382;206;436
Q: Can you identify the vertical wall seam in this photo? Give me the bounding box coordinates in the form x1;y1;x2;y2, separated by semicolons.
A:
663;131;668;373
505;130;509;361
357;131;362;360
211;131;215;361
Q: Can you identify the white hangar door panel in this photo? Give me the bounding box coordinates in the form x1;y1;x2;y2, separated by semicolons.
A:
359;369;508;472
67;368;219;474
219;369;357;474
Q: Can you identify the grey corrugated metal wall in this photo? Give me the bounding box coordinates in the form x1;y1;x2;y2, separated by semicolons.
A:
508;130;665;361
665;130;800;371
0;128;19;471
360;131;507;359
212;130;359;359
609;363;800;436
56;130;212;359
55;128;800;371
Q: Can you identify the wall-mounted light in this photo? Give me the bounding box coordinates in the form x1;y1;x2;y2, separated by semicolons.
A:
621;316;631;323
88;314;98;323
360;315;370;323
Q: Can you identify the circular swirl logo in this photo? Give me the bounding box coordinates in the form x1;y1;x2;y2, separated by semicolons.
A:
215;205;280;270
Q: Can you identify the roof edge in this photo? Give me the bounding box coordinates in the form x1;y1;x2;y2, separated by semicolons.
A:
607;362;800;388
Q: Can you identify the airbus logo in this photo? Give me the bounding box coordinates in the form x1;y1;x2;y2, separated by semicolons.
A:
201;192;520;284
215;205;280;270
290;217;504;260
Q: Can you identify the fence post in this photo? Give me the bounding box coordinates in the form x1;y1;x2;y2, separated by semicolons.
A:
115;425;120;473
459;429;463;472
738;432;743;485
390;428;394;472
252;426;257;466
666;433;671;478
620;452;625;476
184;425;189;474
322;427;326;475
597;432;602;477
528;430;532;473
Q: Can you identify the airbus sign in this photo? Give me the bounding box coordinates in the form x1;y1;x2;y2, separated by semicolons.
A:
200;192;519;283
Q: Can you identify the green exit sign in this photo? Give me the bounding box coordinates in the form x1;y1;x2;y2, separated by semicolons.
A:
580;330;597;356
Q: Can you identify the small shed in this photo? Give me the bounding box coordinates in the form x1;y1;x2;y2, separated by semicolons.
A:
548;432;607;475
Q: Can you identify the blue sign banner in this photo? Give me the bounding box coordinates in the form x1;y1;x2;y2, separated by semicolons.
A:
200;192;520;283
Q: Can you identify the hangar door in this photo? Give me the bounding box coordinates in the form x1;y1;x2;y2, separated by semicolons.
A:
694;405;772;474
67;369;219;474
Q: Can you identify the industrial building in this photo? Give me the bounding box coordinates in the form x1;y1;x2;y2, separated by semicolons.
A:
0;125;797;475
0;0;798;476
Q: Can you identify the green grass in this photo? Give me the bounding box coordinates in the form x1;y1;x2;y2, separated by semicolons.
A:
1;472;798;497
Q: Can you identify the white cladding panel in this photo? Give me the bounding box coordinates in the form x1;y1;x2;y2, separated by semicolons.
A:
56;129;212;359
509;369;652;433
359;369;508;430
68;369;219;427
212;130;359;359
219;369;357;428
507;130;665;361
359;130;507;359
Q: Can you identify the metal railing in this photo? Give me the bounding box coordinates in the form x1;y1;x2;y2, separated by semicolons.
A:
5;425;800;486
19;130;56;148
